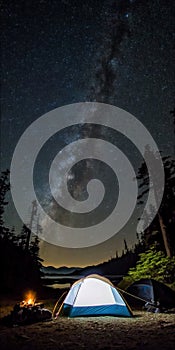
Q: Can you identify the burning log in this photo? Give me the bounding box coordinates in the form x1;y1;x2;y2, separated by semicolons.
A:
2;292;52;326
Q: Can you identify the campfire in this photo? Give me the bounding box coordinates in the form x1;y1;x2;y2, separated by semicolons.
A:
2;290;52;326
20;291;36;307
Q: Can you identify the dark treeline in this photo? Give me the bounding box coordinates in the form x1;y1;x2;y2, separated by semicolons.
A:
136;145;175;258
81;241;144;279
142;156;174;255
84;137;175;285
0;170;43;295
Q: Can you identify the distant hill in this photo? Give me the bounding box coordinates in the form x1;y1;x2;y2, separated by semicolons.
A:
41;250;140;280
71;253;137;277
41;265;82;275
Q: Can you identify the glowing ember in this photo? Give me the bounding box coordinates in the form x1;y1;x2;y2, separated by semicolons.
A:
23;291;36;306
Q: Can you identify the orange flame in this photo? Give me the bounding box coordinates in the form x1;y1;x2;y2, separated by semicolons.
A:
24;291;36;305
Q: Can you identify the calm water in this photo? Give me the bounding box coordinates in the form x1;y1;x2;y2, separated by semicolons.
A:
44;283;71;289
42;275;82;289
42;275;123;289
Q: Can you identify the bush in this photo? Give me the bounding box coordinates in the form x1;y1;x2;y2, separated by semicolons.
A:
123;246;175;286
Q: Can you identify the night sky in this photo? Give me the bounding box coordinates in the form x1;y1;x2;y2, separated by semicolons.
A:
1;0;175;267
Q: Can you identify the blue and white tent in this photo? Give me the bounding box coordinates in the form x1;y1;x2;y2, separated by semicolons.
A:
57;274;132;317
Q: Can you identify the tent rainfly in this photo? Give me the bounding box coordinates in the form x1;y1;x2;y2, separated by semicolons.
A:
57;274;133;318
126;278;175;309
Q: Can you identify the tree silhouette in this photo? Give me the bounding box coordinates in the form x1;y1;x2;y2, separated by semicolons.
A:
0;170;43;293
124;238;129;253
0;169;11;238
30;235;43;267
18;224;29;249
25;200;38;251
137;150;175;257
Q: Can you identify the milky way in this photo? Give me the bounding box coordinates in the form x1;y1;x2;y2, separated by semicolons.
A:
1;0;175;266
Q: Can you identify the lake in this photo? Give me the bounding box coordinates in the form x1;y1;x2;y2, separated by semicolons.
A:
41;274;123;289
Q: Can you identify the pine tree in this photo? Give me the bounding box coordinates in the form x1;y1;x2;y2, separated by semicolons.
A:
0;170;10;232
17;224;28;249
127;246;175;284
0;169;14;240
137;148;174;257
124;238;129;253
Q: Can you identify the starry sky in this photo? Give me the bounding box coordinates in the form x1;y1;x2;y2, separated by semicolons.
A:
1;0;175;267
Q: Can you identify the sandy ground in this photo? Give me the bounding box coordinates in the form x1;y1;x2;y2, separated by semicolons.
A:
0;299;175;350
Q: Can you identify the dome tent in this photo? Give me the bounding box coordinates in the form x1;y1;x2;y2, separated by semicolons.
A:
57;274;133;318
126;279;175;309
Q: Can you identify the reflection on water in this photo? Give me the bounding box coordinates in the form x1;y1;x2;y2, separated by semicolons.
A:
44;283;71;289
42;275;83;280
42;275;123;289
